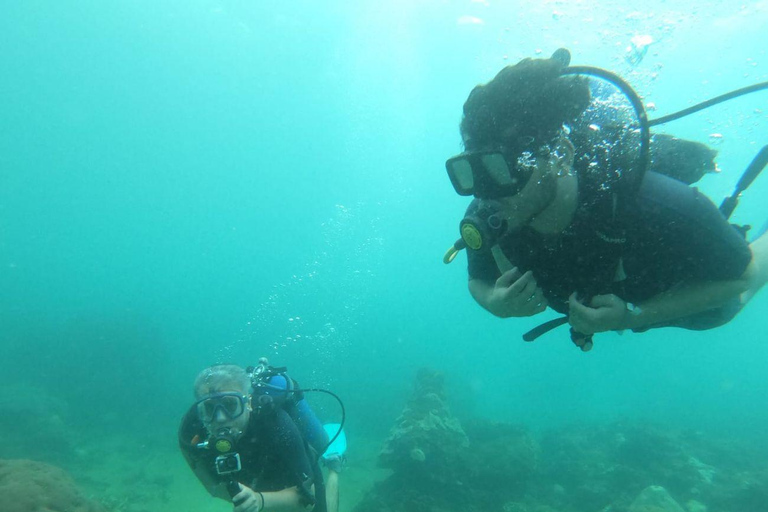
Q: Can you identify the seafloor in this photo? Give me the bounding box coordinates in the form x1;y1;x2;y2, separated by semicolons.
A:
1;370;766;512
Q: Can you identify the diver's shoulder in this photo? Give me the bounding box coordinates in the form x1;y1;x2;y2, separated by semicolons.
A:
178;405;206;448
637;171;700;204
633;171;726;228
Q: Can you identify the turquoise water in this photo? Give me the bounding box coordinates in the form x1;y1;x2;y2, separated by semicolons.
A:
1;1;767;511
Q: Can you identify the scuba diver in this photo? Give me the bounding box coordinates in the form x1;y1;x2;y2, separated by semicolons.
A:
444;48;768;351
178;360;346;512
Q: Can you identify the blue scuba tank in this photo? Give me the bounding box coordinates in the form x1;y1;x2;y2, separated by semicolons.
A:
251;371;329;455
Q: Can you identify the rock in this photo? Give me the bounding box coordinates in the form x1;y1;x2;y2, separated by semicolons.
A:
687;457;715;484
685;499;707;512
409;448;426;462
628;485;685;512
0;459;106;512
463;420;539;490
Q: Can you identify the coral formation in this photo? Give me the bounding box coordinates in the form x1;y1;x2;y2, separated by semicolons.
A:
355;369;539;512
627;485;686;512
539;422;768;512
354;369;768;512
0;459;105;512
379;368;469;486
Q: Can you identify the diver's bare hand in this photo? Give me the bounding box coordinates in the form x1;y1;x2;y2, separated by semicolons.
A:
232;484;263;512
568;293;628;334
488;268;548;317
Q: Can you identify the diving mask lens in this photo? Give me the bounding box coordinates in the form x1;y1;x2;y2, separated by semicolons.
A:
480;153;514;186
445;149;534;199
445;156;475;195
196;393;247;423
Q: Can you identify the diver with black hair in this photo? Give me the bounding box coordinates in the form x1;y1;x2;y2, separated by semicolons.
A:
178;362;346;512
444;49;768;350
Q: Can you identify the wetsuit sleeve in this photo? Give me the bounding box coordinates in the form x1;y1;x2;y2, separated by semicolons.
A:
178;406;205;468
467;247;502;281
178;406;221;495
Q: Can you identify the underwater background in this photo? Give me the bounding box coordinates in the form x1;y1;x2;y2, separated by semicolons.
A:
1;1;767;511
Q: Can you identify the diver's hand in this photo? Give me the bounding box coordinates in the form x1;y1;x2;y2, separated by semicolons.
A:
232;484;263;512
568;293;628;334
487;268;548;318
322;453;345;473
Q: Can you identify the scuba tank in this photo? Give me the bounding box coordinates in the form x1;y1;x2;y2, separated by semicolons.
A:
248;357;302;412
248;358;340;457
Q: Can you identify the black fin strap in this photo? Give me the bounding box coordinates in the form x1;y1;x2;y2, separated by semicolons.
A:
522;316;569;342
720;145;768;220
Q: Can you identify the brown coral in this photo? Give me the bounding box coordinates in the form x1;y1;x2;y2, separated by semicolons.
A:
0;459;105;512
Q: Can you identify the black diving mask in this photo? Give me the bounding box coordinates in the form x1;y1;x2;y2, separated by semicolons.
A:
445;147;541;199
195;392;248;424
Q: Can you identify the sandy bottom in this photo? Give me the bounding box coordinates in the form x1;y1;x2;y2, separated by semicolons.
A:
71;431;388;512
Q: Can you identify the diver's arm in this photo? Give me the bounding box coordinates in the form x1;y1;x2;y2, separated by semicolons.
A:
743;230;768;303
605;171;762;331
469;269;548;318
469;277;512;317
191;465;314;509
626;278;749;331
624;250;766;331
569;275;751;334
233;485;314;512
179;442;230;500
262;487;315;512
185;458;230;501
325;469;339;512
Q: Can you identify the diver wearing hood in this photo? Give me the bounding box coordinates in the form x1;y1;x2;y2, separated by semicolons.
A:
445;49;768;349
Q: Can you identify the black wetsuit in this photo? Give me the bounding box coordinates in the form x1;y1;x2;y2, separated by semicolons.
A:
179;407;327;512
466;171;752;331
